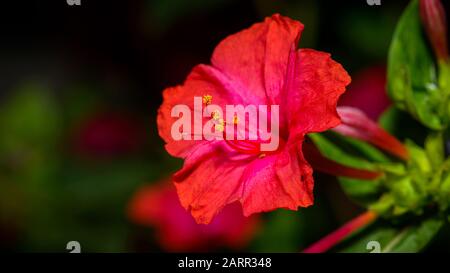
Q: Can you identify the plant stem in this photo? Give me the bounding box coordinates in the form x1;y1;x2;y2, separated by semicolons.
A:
303;211;378;253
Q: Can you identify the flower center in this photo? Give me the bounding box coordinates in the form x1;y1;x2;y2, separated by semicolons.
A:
203;94;281;157
220;122;281;158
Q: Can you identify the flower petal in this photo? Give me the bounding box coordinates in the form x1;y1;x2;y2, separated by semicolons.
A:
288;49;351;134
211;14;304;106
240;139;314;216
173;143;249;224
157;64;243;158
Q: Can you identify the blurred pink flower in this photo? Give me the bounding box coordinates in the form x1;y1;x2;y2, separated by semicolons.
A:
73;112;145;158
339;66;390;120
127;181;260;252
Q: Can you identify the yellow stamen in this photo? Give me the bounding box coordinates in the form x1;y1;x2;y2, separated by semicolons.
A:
215;123;224;132
202;94;212;105
232;115;239;125
215;118;225;132
211;110;220;120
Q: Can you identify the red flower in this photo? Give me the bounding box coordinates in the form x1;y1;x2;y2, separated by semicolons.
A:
128;181;259;252
157;14;351;224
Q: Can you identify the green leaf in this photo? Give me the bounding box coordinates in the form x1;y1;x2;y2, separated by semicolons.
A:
388;176;425;214
387;0;443;130
371;141;432;216
336;216;444;253
378;106;428;144
438;176;450;212
406;140;432;175
310;132;393;208
369;194;396;215
425;133;444;168
339;177;382;207
309;133;383;171
439;61;450;96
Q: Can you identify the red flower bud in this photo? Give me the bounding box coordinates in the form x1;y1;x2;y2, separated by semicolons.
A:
334;107;409;161
303;211;378;253
420;0;448;61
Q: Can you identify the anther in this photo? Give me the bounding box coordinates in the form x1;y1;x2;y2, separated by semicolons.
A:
202;94;212;105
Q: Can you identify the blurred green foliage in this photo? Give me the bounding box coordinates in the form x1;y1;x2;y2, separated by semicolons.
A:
0;84;178;252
